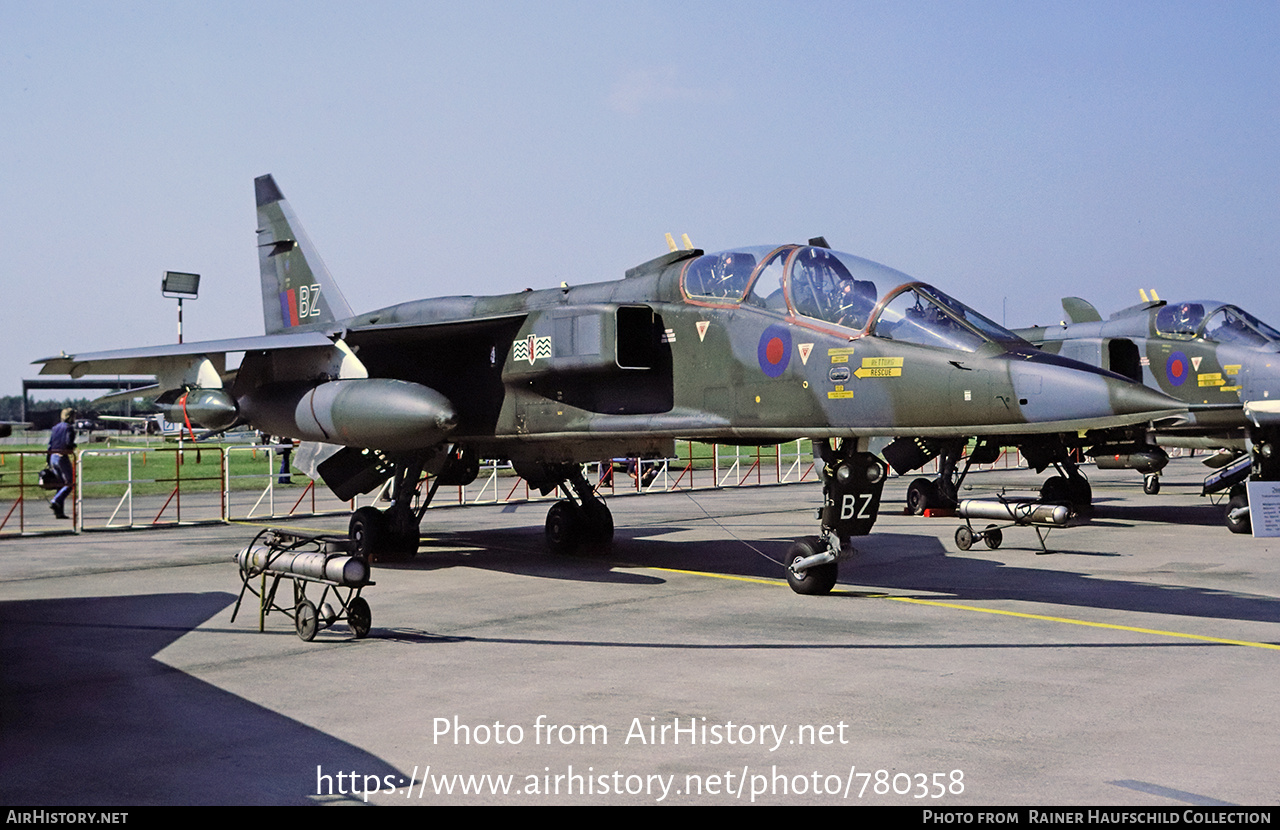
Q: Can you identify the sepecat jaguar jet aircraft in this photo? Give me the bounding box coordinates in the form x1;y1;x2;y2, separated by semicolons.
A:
37;176;1182;593
1018;295;1280;533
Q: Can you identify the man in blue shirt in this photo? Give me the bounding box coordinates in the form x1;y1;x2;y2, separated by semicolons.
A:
47;408;76;520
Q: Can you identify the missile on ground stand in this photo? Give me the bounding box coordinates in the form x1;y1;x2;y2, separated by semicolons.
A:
236;545;369;587
958;499;1072;527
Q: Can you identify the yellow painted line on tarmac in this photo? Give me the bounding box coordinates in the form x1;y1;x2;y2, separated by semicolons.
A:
887;597;1280;651
227;519;341;534
646;566;1280;652
648;566;782;587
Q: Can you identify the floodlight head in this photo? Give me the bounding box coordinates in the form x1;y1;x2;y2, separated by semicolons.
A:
162;271;200;299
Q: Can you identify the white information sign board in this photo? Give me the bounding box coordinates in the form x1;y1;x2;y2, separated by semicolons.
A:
1247;481;1280;537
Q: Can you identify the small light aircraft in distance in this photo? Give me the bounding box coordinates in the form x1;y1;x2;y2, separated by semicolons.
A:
37;176;1181;593
1017;294;1280;533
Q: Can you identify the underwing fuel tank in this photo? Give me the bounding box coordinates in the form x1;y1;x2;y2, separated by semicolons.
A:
239;378;457;450
1092;448;1169;474
156;387;239;431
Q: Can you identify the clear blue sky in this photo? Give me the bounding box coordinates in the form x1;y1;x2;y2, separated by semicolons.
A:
5;1;1278;399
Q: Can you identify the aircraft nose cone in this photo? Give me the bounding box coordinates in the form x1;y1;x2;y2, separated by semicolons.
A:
1106;379;1186;419
1010;361;1183;429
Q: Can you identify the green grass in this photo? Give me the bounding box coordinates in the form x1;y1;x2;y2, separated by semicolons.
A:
0;439;818;501
0;442;299;499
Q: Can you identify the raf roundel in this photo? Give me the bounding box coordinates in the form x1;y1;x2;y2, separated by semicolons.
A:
1165;351;1189;387
757;325;792;378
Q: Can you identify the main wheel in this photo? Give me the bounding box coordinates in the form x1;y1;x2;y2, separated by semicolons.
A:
1226;491;1251;535
296;600;318;642
545;500;583;554
955;526;974;551
1143;474;1160;495
349;506;387;561
1066;476;1092;508
784;536;838;595
906;478;937;515
348;596;372;639
1040;476;1070;503
390;526;420;557
579;500;614;552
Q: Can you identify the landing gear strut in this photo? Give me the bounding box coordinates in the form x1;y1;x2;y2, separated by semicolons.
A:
543;464;614;555
1225;484;1251;535
1038;460;1092;510
1020;440;1092;511
903;439;968;515
349;455;433;561
1223;428;1280;534
785;439;887;596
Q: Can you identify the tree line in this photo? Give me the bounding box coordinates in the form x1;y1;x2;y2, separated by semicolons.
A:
0;395;156;429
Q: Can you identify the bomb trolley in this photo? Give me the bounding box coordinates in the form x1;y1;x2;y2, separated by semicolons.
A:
954;497;1075;554
231;528;374;641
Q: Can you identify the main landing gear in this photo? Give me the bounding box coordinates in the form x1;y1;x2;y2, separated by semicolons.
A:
785;439;887;596
1037;464;1092;510
903;439;967;515
342;450;617;561
543;465;614;555
1022;441;1093;511
896;439;1093;517
346;447;481;561
1225;484;1251;535
512;461;615;555
1217;429;1280;535
349;456;432;561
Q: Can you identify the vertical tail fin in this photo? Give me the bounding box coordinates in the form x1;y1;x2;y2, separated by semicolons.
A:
255;175;355;334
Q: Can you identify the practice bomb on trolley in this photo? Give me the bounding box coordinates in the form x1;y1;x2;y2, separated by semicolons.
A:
231;528;374;642
954;497;1074;554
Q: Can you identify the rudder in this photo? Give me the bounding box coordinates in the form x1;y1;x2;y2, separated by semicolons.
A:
255;174;355;334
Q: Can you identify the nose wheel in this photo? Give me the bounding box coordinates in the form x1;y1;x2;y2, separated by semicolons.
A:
785;537;838;595
1226;487;1251;534
784;440;886;595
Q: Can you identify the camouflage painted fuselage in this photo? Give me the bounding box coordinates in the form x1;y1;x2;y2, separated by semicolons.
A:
38;181;1181;470
340;246;1179;465
1019;299;1280;433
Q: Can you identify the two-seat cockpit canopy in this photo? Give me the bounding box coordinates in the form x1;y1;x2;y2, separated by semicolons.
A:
681;244;1024;353
1154;301;1280;350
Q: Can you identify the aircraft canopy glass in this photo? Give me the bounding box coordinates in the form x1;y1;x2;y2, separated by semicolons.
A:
683;245;904;329
1154;301;1280;347
682;245;1025;351
1201;304;1280;348
682;249;763;301
1154;302;1207;338
871;285;1022;352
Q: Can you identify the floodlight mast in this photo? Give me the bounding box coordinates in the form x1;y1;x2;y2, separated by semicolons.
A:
161;271;200;344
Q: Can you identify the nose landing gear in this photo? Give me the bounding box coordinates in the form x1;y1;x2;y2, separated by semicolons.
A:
785;439;887;595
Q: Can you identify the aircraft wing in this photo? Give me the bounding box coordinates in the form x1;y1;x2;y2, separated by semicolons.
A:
34;331;335;378
343;313;529;345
